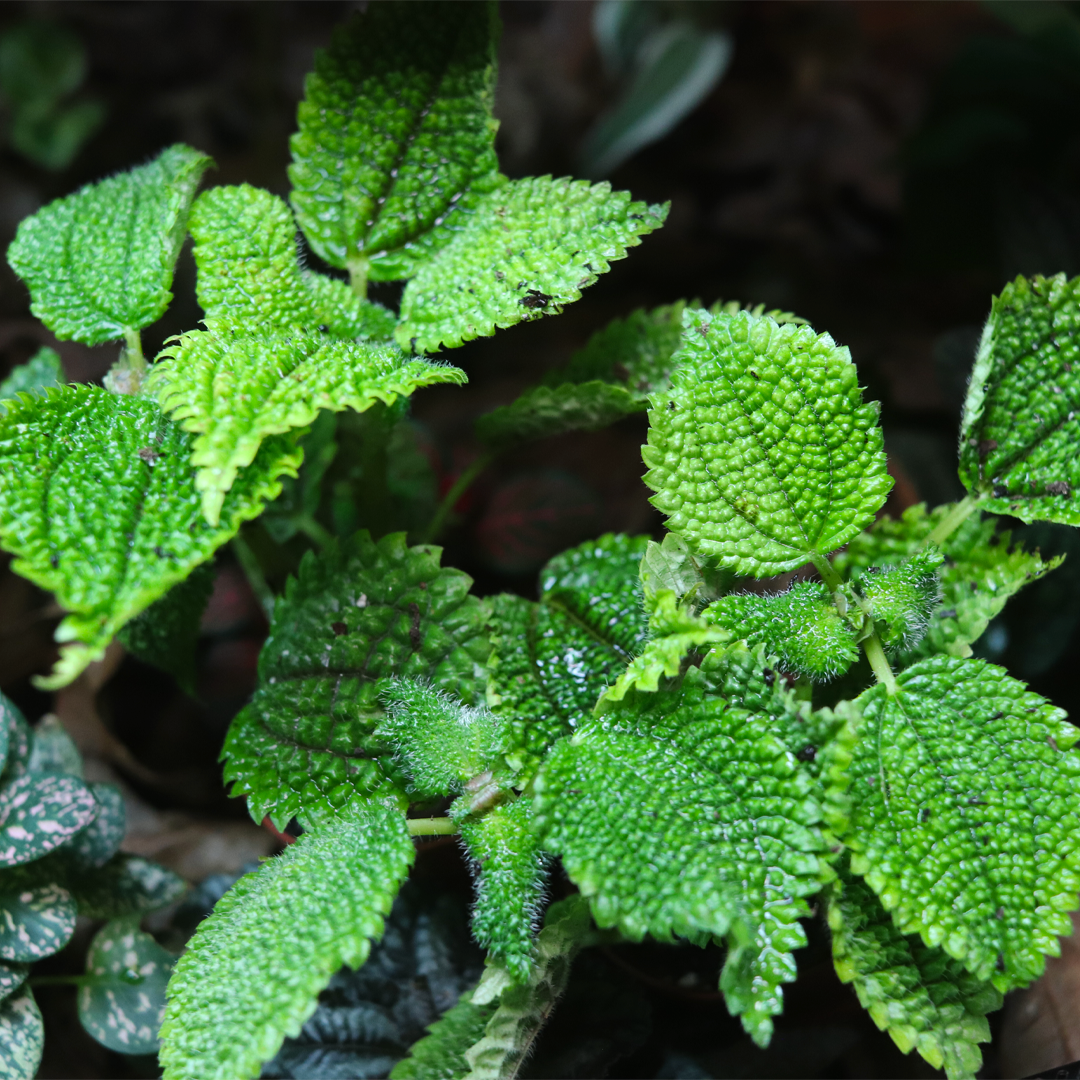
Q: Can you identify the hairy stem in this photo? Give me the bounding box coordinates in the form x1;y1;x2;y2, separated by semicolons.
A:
407;816;458;836
232;534;275;619
422;452;493;543
122;328;146;372
862;632;898;696
925;493;982;548
809;550;844;592
347;255;370;300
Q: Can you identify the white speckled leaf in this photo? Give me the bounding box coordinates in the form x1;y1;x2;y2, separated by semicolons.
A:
58;784;125;870
0;986;42;1080
0;964;26;1005
78;916;175;1055
0;773;96;867
67;853;186;920
0;882;76;961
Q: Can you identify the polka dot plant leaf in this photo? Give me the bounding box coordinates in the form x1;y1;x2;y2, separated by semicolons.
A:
0;986;42;1080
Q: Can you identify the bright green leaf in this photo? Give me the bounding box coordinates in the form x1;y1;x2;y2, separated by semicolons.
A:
288;1;500;281
859;548;944;652
959;273;1080;523
0;986;42;1080
0;347;62;413
7;144;211;344
0;386;300;687
827;655;1080;991
827;866;999;1080
160;801;414;1080
396;177;668;354
0;772;96;867
0;878;75;961
643;308;892;576
223;531;491;829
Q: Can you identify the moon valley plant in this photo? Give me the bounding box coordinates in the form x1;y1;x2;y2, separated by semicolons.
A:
0;4;1077;1079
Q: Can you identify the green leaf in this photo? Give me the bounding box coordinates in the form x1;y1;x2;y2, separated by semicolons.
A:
827;655;1080;990
59;783;125;870
959;273;1080;523
7;144;211;344
704;580;859;681
396;177;668;354
288;1;500;281
534;665;825;1045
78;915;175;1056
0;966;26;1005
0;772;96;867
0;347;62;412
457;799;547;984
643;308;892;576
0;877;75;961
640;532;730;601
160;801;414;1080
65;853;186;919
0;386;300;687
118;562;213;694
262;411;339;545
859;548;944;652
390;988;496;1080
25;714;81;777
833;503;1057;660
0;986;42;1080
223;531;491;828
826;866;999;1080
187;184;395;337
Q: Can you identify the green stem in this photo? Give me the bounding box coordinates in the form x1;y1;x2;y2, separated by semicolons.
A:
407;816;458;836
122;328;146;373
422;453;493;543
809;550;844;592
232;534;275;620
297;514;334;548
347;255;370;300
862;632;898;696
925;493;982;548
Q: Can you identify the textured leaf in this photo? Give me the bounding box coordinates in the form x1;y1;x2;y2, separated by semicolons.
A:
640;531;731;601
0;878;75;961
78;916;175;1055
0;347;62;413
396;177;668;354
187;184;396;337
859;548;943;652
223;531;491;828
289;1;500;281
390;990;495;1080
0;987;42;1080
160;802;414;1080
959;273;1080;523
833;503;1057;660
643;308;892;576
262;411;339;545
704;580;859;681
0;386;300;687
7;144;210;343
827;866;999;1080
457;799;548;984
534;664;825;1045
118;563;213;694
0;772;96;867
58;782;125;870
827;655;1080;990
65;853;186;919
151;328;462;525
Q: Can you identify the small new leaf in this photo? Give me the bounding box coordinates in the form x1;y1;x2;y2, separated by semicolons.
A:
159;802;414;1080
0;347;61;413
644;308;892;576
397;177;668;354
7;144;211;344
859;548;943;652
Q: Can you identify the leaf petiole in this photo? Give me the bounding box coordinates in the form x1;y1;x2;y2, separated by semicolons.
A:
422;452;493;543
925;493;982;548
861;631;897;696
407;816;458;837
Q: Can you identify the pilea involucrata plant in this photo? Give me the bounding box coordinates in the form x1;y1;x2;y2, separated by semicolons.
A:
0;3;1078;1078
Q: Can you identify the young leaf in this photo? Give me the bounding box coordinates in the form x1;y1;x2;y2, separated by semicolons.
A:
117;562;213;694
0;346;62;412
151;329;463;525
389;988;496;1080
704;580;859;681
0;986;42;1080
396;177;668;354
643;308;892;576
78;915;175;1056
0;386;300;687
289;0;501;283
7;144;211;344
959;273;1080;523
59;782;125;870
0;879;76;961
457;799;548;984
223;531;491;828
834;503;1057;660
859;548;943;652
827;655;1080;991
534;666;825;1045
0;772;96;867
159;801;414;1080
827;866;999;1080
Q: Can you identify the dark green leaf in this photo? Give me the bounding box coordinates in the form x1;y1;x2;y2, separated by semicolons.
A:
65;853;186;919
0;877;75;961
25;714;80;777
390;990;495;1080
0;772;96;867
0;965;26;1005
59;783;125;870
0;347;62;413
0;986;42;1080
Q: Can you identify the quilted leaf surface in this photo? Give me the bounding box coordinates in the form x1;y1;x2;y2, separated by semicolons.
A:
7;144;210;343
643;308;891;576
0;347;62;413
396;177;667;353
827;867;999;1080
151;328;463;524
289;1;500;281
223;531;491;828
160;802;413;1080
0;986;42;1080
959;273;1080;523
834;503;1055;660
827;655;1080;991
0;387;299;686
534;666;825;1045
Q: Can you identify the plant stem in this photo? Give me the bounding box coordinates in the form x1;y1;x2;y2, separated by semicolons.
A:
297;514;334;548
407;816;458;836
862;632;898;696
925;493;982;548
809;550;844;592
347;255;369;300
122;327;146;373
422;452;492;543
232;534;275;619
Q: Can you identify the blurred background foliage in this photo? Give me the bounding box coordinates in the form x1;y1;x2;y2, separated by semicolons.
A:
0;2;1079;1077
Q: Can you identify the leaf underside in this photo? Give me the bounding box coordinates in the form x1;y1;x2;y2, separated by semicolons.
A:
643;308;892;576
